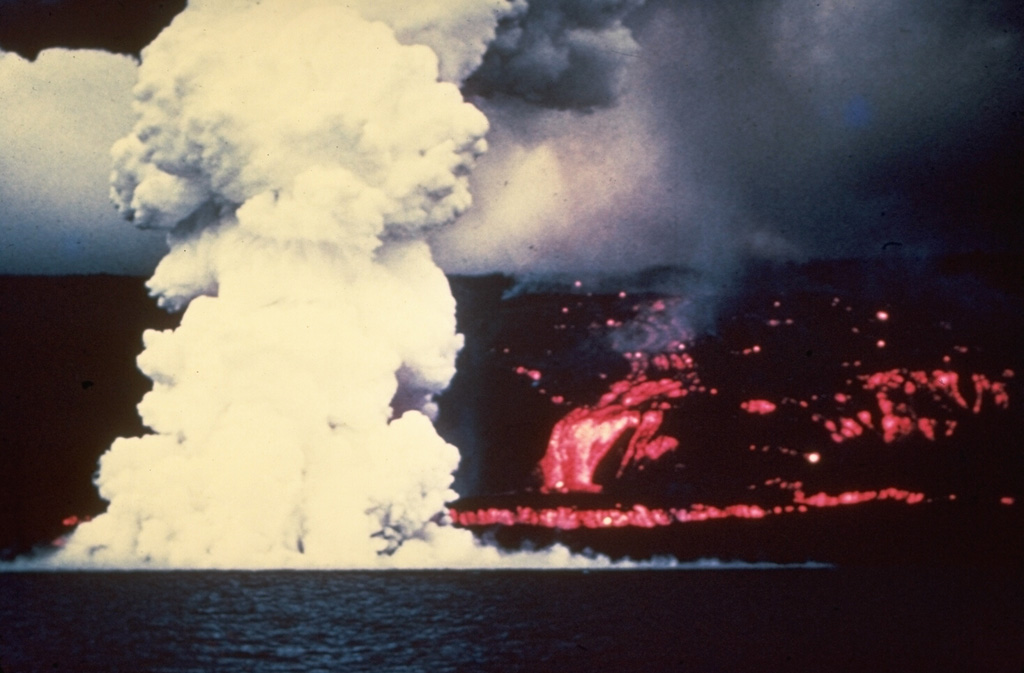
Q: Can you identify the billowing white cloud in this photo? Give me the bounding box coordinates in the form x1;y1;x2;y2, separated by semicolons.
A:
56;0;493;568
353;0;516;83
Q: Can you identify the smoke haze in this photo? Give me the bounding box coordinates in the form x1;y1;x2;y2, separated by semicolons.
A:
434;0;1023;279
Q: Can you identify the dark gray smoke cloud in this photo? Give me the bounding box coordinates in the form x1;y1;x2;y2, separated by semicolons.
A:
633;0;1024;258
437;0;1024;284
463;0;646;109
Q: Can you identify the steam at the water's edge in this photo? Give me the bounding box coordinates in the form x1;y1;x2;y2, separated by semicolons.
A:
39;0;654;570
11;545;828;571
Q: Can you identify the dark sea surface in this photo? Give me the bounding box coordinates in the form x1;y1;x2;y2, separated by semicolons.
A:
1;569;1021;673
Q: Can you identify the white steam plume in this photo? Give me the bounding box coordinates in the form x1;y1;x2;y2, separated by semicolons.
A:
56;0;496;568
355;0;519;84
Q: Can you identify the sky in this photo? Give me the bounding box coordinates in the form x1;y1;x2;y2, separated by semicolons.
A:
1;0;1021;277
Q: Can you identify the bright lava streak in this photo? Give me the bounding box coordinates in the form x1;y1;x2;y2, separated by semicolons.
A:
538;353;698;493
741;399;777;415
450;488;927;529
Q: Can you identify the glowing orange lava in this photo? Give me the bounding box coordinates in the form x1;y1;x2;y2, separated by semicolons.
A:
449;502;770;529
813;368;1012;444
449;487;928;530
741;399;777;414
539;353;699;493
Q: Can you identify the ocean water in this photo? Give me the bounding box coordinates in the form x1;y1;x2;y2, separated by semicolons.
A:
1;569;1021;672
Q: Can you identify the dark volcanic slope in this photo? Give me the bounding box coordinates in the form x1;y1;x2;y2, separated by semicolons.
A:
442;255;1024;497
439;254;1024;565
0;275;180;558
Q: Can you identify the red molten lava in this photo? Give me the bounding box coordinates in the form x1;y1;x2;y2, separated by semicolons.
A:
60;514;91;528
814;368;1012;444
450;502;769;530
741;399;777;415
793;487;925;508
50;514;92;549
539;353;699;493
449;487;927;530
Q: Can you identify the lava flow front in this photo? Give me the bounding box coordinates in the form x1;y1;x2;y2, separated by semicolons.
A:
539;352;697;494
